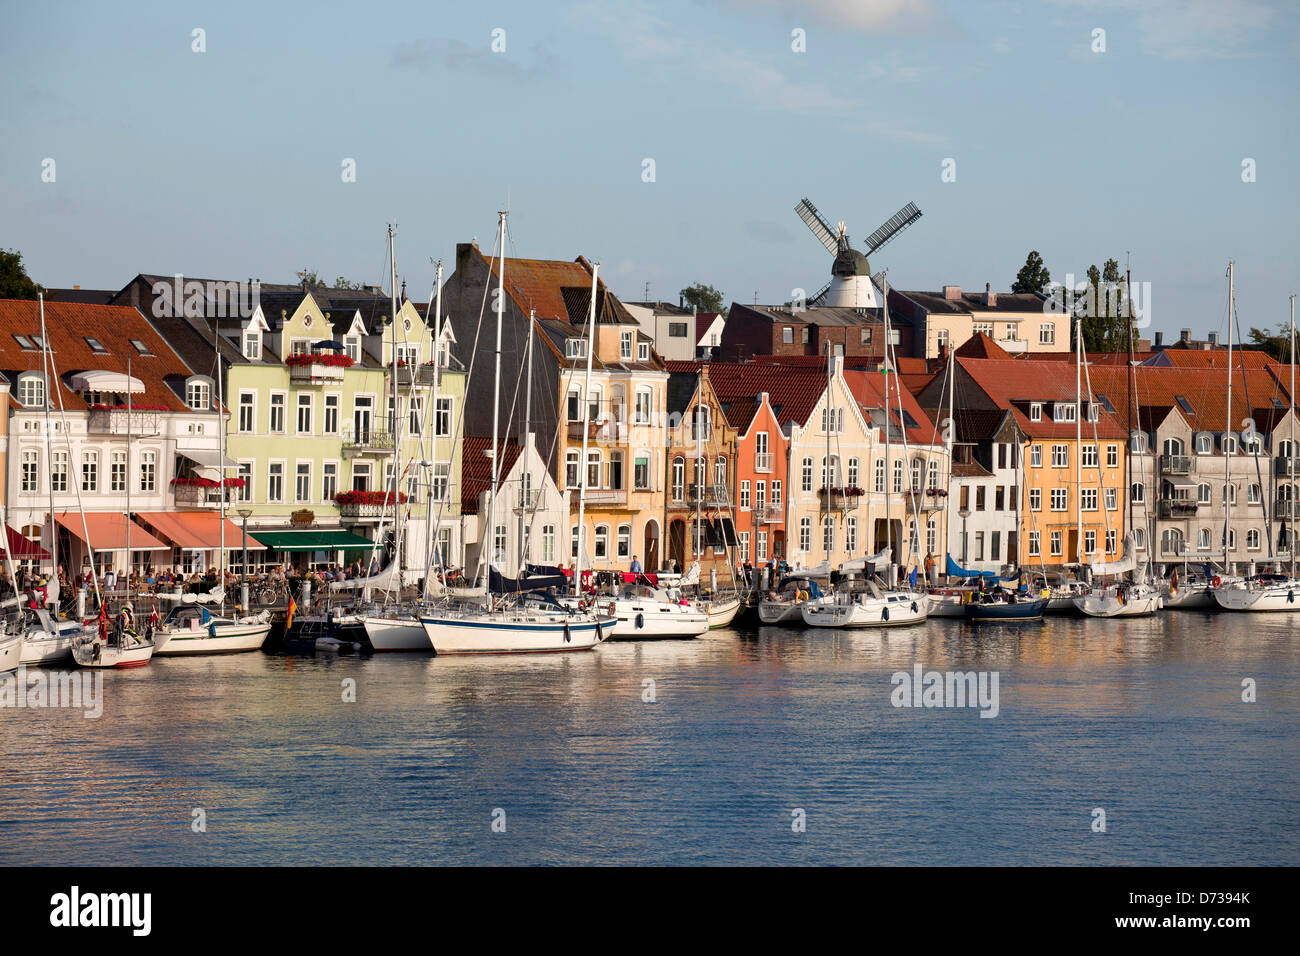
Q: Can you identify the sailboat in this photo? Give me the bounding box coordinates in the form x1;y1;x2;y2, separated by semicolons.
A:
1215;286;1300;611
1075;275;1161;617
152;313;272;655
419;211;614;654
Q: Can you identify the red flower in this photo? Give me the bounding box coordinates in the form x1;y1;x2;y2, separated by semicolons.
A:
333;489;408;506
285;353;355;368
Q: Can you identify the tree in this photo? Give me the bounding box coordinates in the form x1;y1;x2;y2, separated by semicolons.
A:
1248;325;1290;362
1072;258;1133;353
680;282;724;313
297;268;324;286
1011;250;1051;294
0;248;44;299
333;276;362;290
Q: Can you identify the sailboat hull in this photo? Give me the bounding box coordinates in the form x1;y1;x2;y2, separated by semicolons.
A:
152;622;272;656
19;624;85;664
1073;590;1162;617
0;634;21;674
1213;582;1300;612
72;636;154;668
362;616;431;652
801;593;929;628
420;613;611;654
697;596;741;628
605;600;709;639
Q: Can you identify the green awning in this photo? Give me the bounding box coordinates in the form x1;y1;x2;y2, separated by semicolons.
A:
250;529;377;552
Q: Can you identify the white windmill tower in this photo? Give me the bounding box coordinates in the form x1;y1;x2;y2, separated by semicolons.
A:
794;197;923;308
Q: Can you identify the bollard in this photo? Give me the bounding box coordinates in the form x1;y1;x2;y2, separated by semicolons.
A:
241;583;249;611
77;587;86;619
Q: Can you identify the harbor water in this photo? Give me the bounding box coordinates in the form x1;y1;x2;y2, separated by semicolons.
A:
2;612;1297;866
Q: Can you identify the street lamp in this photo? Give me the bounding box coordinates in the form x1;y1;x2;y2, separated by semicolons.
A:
236;509;253;599
959;506;971;565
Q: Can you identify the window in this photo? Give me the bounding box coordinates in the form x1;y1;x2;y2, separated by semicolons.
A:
1248;483;1261;504
268;462;284;502
1227;529;1237;551
269;393;286;433
638;342;650;362
620;331;633;360
671;458;685;501
772;481;782;505
823;516;834;553
343;335;361;363
715;456;727;489
12;334;35;350
238;393;255;432
975;485;986;511
756;530;769;561
1085;530;1097;555
1029;531;1041;556
1029;488;1042;511
802;327;811;344
542;525;555;563
802;457;814;493
1196;434;1212;454
846;516;857;553
186;380;211;411
690;405;710;441
974;321;994;336
431;462;450;501
1081;488;1098;511
432;397;453;437
782;327;793;344
799;516;812;552
1105;487;1117;510
1107;444;1119;468
110;451;127;492
1223;435;1237;454
1051;444;1068;468
740;480;751;509
20;450;38;492
297;393;313;434
608;450;624;490
1039;323;1055;345
237;462;252;501
1247;528;1261;551
295;463;311;502
242;329;262;360
893;459;904;494
1105;529;1116;554
17;375;45;408
1050;530;1062;556
1050;488;1067;511
1223;484;1236;505
1030;445;1042;468
634;454;650;490
594;525;609;560
974;532;984;560
848;457;860;489
1029;402;1042;422
1053;402;1076;423
81;451;99;492
617;524;631;559
1081;444;1098;468
1131;482;1145;503
1197;483;1211;504
51;450;68;493
587;451;601;489
635;389;652;425
874;459;885;493
324;394;340;434
565;338;587;359
1162;529;1184;555
321;462;338;502
351;461;371;493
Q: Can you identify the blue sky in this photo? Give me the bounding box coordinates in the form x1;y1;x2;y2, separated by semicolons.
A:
2;0;1297;340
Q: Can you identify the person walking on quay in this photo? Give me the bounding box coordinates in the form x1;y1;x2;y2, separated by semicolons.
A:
925;551;937;585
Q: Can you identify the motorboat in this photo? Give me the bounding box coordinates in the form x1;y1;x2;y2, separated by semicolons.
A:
151;604;273;656
964;593;1050;622
601;584;709;639
801;580;929;628
1073;581;1163;617
758;575;825;624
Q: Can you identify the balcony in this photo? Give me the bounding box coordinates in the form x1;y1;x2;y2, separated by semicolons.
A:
515;488;542;513
818;488;862;510
288;361;346;384
907;487;948;511
583;489;627;507
688;484;730;506
998;338;1029;353
338;502;387;522
1159;455;1193;475
1275;457;1298;477
87;407;160;436
172;483;237;509
336;491;407;523
754;505;783;524
754;453;773;473
1158;498;1198;518
1276;498;1299;520
341;426;395;457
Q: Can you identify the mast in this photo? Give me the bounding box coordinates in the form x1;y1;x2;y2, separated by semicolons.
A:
388;224;403;597
1225;261;1234;569
947;341;955;576
518;308;535;571
574;262;599;597
126;357;132;606
214;317;225;613
487;212;507;592
1075;319;1083;569
39;294;58;584
1125;268;1135;575
424;259;444;597
825;339;833;567
1291;294;1296;579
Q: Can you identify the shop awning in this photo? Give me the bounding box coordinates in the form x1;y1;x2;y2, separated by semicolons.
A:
53;512;171;551
246;529;376;552
134;512;266;551
2;526;49;559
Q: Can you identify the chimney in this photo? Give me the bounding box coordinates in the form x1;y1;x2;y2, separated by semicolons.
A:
401;278;406;300
679;294;684;308
943;285;962;301
1154;331;1163;347
1180;328;1191;343
1207;331;1219;347
73;284;81;290
985;282;996;307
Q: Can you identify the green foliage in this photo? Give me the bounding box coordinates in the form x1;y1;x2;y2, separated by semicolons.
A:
0;248;44;299
1071;258;1134;353
1011;250;1051;294
679;282;725;314
1247;325;1290;362
333;276;362;290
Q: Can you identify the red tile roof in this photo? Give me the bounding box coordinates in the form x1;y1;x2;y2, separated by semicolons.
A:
1084;364;1293;435
956;357;1129;439
0;298;193;411
844;369;943;446
1148;348;1278;369
696;361;830;429
460;436;524;515
954;332;1013;360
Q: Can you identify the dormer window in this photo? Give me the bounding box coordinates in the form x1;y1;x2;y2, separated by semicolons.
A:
566;338;587;359
17;373;46;408
1054;402;1076;423
638;342;650;362
620;331;633;360
344;335;362;363
185;378;212;411
1029;402;1042;422
242;329;262;360
130;339;153;355
1088;403;1100;422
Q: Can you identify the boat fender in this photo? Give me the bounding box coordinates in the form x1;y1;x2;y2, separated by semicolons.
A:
882;607;889;622
1290;590;1295;604
1212;576;1222;588
595;621;603;643
563;620;571;643
635;612;645;630
911;601;918;614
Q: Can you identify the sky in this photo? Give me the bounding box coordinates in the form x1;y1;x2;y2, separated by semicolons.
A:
2;0;1298;341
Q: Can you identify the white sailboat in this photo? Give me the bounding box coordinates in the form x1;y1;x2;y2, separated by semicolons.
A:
757;564;832;624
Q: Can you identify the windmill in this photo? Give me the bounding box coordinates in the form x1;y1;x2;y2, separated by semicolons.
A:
794;197;922;308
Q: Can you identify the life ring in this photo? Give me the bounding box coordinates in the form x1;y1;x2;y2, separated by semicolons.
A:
1211;576;1222;588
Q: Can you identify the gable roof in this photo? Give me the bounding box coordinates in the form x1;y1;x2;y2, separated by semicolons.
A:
460;436;524;515
844;369;941;446
955;357;1129;439
955;332;1013;360
0;299;196;412
1084;364;1293;435
679;361;830;429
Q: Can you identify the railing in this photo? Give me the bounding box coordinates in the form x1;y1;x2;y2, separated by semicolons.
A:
1158;499;1198;518
688;484;730;506
1274;457;1298;477
338;502;387;520
515;488;541;512
754;453;773;473
289;361;346;384
583;489;627;506
567;420;598;440
87;407;160;435
999;338;1029;353
341;427;395;456
172;484;236;509
755;505;783;524
1276;498;1299;520
818;489;861;510
1159;454;1193;475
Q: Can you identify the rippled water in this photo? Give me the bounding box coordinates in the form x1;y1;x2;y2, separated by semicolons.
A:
2;612;1297;866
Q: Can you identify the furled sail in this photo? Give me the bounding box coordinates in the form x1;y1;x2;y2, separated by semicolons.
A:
1088;533;1136;576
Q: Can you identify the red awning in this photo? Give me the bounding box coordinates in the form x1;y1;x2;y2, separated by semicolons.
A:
53;512;171;551
133;512;266;551
2;525;49;559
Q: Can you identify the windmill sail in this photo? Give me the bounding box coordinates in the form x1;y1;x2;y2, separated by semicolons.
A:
795;198;840;253
863;201;922;255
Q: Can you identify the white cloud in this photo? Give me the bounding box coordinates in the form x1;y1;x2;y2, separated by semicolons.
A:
1053;0;1279;60
722;0;942;34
